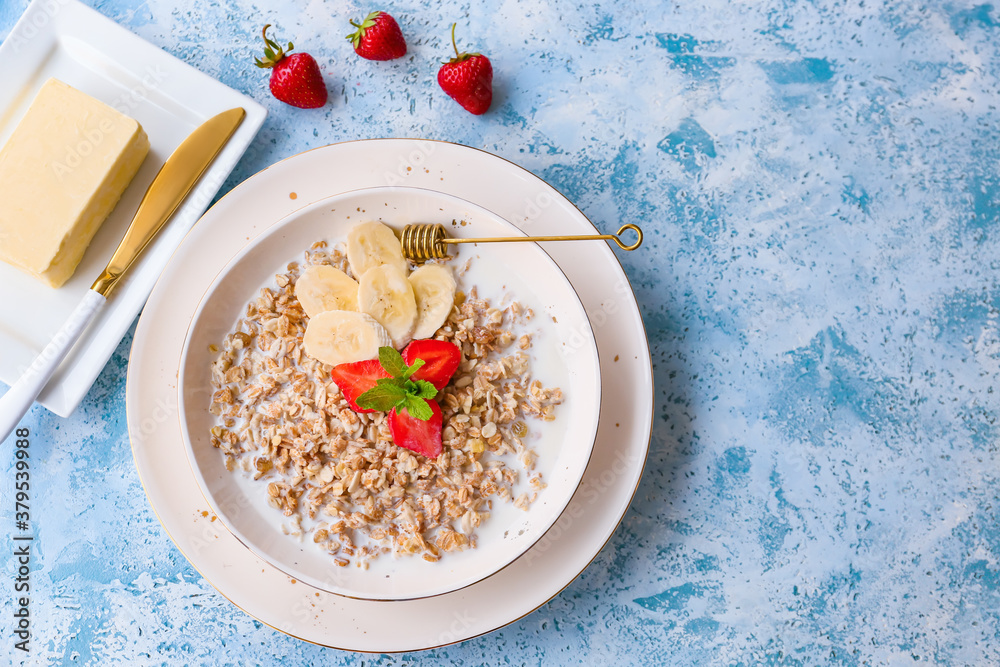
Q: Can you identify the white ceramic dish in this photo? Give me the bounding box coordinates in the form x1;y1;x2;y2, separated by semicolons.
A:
0;0;266;417
127;139;652;651
178;186;602;601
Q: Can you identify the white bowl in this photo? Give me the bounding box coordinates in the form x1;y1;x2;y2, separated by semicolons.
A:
178;186;601;601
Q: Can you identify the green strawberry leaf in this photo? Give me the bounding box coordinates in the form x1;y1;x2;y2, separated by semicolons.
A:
347;12;380;47
356;381;407;411
401;395;433;421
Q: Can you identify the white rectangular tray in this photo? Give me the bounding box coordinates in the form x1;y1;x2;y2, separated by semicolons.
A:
0;0;266;417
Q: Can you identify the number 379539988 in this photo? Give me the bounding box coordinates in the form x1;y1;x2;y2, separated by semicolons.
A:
14;428;29;523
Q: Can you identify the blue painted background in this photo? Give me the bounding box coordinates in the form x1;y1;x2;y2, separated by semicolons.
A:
3;0;1000;663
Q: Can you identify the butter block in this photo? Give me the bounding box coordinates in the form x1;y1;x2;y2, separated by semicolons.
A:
0;78;149;287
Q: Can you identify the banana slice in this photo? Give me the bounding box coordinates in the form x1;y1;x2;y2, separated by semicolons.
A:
302;311;392;366
294;265;359;319
347;221;408;279
358;264;417;348
409;264;457;339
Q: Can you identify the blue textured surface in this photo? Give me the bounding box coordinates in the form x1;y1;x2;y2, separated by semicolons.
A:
3;0;1000;663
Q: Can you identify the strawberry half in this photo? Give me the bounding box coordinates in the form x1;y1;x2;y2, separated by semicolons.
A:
437;23;493;115
389;399;443;458
347;11;407;61
330;359;389;412
402;339;461;390
254;25;328;109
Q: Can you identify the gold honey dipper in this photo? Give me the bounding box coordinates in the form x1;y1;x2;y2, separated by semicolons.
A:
400;223;643;261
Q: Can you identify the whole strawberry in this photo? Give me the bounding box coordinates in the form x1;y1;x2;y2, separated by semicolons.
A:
437;23;493;115
254;25;328;109
347;11;407;61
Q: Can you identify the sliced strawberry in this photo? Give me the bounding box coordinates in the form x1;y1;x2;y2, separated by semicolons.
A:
389;399;443;458
402;339;461;390
330;359;389;412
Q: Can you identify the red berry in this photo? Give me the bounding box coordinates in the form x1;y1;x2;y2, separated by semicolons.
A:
330;359;389;412
254;25;328;109
402;339;461;390
437;24;492;115
347;11;407;61
389;399;443;458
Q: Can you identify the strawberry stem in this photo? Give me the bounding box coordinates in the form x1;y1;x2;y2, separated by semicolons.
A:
442;23;479;64
255;24;292;69
347;12;381;48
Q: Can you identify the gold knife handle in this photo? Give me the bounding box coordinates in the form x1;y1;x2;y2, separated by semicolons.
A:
92;107;246;297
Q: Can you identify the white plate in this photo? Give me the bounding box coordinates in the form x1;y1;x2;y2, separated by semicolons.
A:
0;0;266;417
127;139;653;651
178;186;602;601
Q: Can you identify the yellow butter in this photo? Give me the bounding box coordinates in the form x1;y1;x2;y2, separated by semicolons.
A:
0;78;149;288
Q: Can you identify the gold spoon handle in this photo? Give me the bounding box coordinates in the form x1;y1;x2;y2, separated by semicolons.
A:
439;223;643;251
399;222;643;261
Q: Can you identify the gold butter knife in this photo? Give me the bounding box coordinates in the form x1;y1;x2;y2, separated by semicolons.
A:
93;107;246;297
0;107;246;442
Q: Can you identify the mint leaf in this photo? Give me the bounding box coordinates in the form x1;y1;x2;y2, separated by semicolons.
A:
401;395;433;421
402;357;425;379
356;381;407;411
356;350;437;419
409;379;439;399
378;346;408;378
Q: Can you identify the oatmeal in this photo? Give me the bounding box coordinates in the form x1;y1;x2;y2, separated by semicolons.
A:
208;240;562;565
